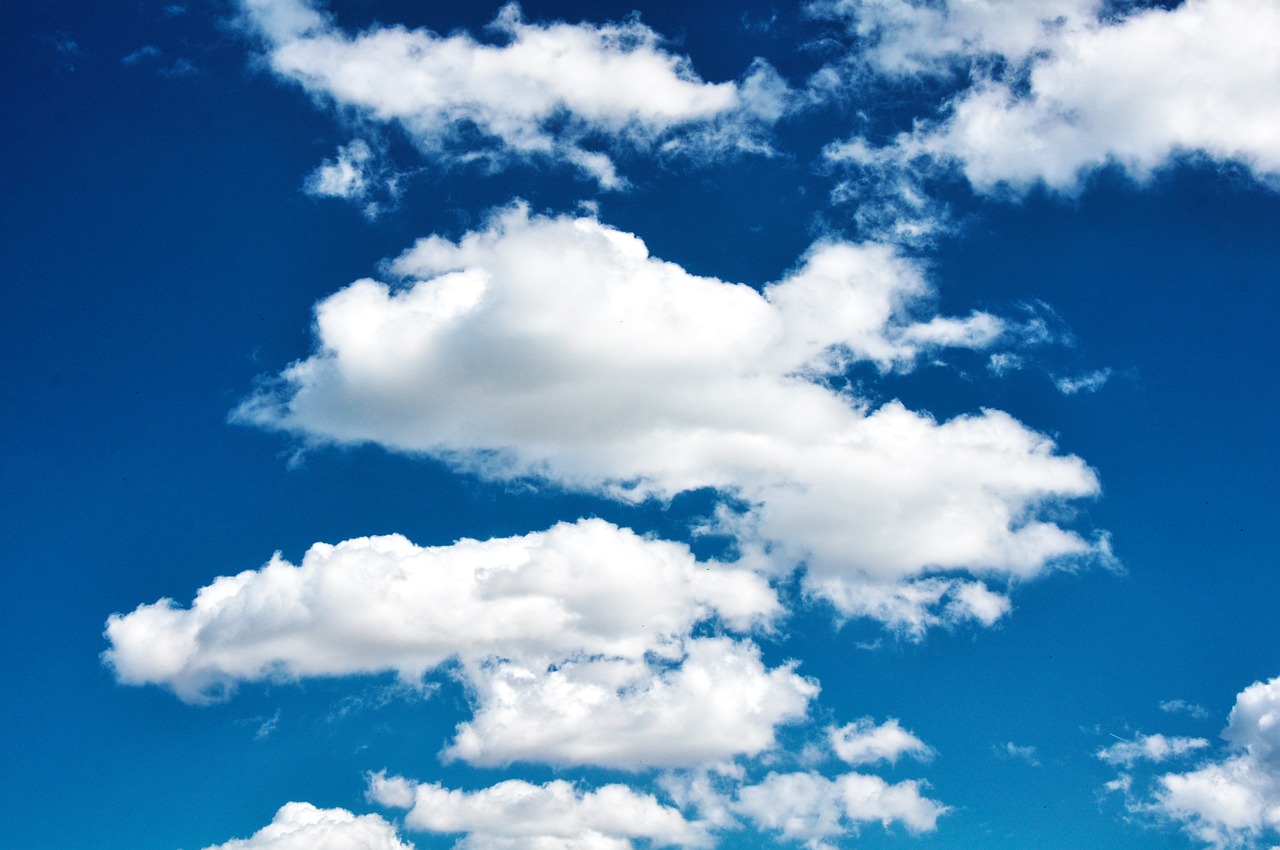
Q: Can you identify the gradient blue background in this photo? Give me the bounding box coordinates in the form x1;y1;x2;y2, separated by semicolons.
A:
3;2;1278;848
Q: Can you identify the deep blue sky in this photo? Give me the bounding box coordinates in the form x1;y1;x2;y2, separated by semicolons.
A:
3;2;1278;849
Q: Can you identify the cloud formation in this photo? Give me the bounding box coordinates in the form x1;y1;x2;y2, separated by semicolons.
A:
237;0;788;188
447;638;816;769
234;204;1104;631
829;717;932;766
1097;733;1210;768
822;0;1280;194
736;770;948;847
201;803;412;850
1104;674;1280;848
369;773;708;850
103;519;813;768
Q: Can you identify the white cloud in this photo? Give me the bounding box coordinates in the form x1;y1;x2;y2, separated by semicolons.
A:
829;717;932;766
445;638;817;769
304;139;400;218
823;0;1280;195
735;770;948;847
201;802;413;850
103;519;812;769
1104;675;1280;848
368;773;710;850
1162;700;1211;720
234;204;1105;629
1054;368;1112;395
103;518;775;699
808;0;1100;77
236;0;788;187
995;741;1041;767
1098;733;1210;768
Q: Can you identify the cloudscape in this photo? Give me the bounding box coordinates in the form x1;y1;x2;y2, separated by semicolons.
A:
3;1;1278;849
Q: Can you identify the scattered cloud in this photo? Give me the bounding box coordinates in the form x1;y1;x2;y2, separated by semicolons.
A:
829;717;933;766
1102;674;1280;848
200;802;412;850
233;204;1105;632
1161;699;1211;720
1055;368;1113;395
304;139;402;218
995;741;1041;767
235;0;790;188
1097;733;1210;768
122;45;163;66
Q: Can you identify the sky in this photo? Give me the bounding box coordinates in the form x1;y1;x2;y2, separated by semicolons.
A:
2;1;1279;849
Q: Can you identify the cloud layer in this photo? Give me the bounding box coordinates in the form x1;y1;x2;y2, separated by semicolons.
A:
235;205;1103;630
238;0;787;187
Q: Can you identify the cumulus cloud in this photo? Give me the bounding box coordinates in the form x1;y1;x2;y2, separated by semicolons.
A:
234;204;1104;630
103;519;812;768
236;0;788;188
829;717;932;766
368;772;709;850
735;770;948;847
201;802;412;850
1054;368;1113;395
446;638;817;769
1104;674;1280;848
822;0;1280;195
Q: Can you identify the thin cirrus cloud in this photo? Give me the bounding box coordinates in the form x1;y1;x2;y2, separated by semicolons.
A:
233;203;1106;633
103;518;815;769
820;0;1280;195
236;0;789;189
1102;674;1280;849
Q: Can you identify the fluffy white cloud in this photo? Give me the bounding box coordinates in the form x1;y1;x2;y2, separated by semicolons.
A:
824;0;1280;194
735;770;948;846
103;519;811;768
201;803;412;850
1097;733;1210;768
368;773;709;850
1105;675;1280;848
446;638;817;769
303;139;400;219
234;204;1104;628
237;0;788;188
102;518;775;697
829;717;932;766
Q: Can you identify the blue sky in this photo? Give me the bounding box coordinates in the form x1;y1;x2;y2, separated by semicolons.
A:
3;1;1279;849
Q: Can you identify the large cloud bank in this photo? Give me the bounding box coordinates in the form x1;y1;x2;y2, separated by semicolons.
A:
821;0;1280;194
237;0;787;188
1102;674;1280;848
